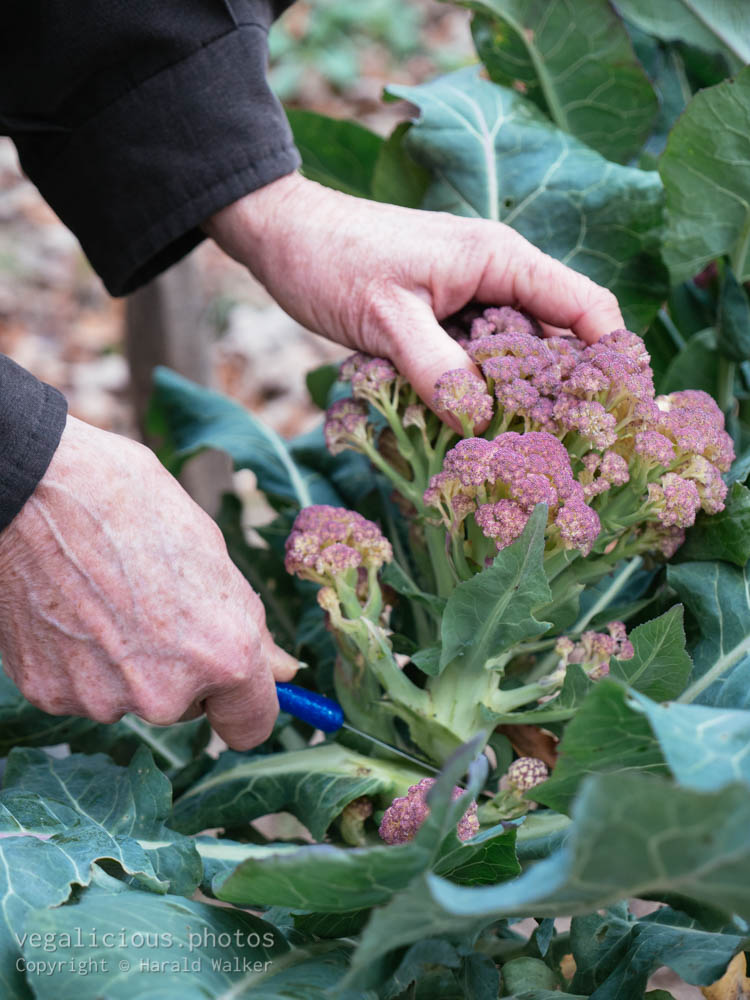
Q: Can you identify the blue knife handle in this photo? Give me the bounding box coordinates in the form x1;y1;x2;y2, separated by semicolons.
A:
276;683;344;734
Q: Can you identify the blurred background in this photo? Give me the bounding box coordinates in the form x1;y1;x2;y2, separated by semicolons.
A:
0;0;472;449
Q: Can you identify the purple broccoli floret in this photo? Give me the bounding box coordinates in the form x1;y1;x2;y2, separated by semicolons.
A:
378;777;479;845
285;505;392;584
432;370;494;432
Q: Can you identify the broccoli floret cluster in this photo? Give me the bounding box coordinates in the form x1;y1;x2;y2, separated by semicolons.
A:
424;431;600;557
555;621;634;681
285;505;392;585
482;756;550;821
378;777;479;845
324;306;734;567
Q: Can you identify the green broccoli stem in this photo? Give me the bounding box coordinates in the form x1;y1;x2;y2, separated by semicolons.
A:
489;678;561;714
360;439;422;507
347;619;430;717
379;396;427;484
427;654;499;744
717;355;737;414
428;423;457;479
425;522;458;598
569;555;644;635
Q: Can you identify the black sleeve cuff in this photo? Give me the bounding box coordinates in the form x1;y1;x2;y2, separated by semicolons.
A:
0;355;68;532
13;23;300;296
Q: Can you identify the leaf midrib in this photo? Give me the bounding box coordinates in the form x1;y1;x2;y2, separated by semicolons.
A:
495;5;570;132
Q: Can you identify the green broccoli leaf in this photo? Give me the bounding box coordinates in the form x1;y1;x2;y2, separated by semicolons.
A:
570;905;744;999
667;560;750;708
149;368;341;508
21;883;300;1000
385;67;667;330
170;744;427;841
677;482;750;567
466;0;658;163
210;742;499;911
345;772;750;977
530;680;667;814
3;747;201;896
439;505;551;673
717;265;750;362
613;0;749;74
628;692;750;791
371;122;431;208
609;605;692;701
0;748;201;998
660;328;720;395
287;109;383;199
659;66;750;284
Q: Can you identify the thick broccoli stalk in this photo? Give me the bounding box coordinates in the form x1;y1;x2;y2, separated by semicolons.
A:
294;307;734;767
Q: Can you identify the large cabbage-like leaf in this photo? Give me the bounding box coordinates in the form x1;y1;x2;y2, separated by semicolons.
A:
3;747;200;895
678;482;750;567
668;560;750;708
0;748;199;999
21;882;307;1000
659;67;750;283
171;744;426;840
465;0;658;163
530;680;667;813
570;905;744;999
149;367;341;508
386;66;667;329
613;0;750;74
345;772;750;977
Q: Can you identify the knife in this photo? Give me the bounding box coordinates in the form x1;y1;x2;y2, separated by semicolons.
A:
275;681;442;777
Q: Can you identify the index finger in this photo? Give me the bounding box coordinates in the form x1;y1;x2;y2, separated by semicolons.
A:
474;228;625;343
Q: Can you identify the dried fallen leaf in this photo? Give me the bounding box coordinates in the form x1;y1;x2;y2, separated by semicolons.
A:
702;952;750;1000
559;953;576;980
499;724;559;768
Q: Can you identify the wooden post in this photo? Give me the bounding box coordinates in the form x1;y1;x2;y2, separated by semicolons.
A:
124;256;232;513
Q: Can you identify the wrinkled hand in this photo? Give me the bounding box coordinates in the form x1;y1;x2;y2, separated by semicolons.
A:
0;416;297;749
205;172;625;408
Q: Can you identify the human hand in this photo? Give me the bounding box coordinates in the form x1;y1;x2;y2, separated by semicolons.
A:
204;172;625;410
0;416;297;749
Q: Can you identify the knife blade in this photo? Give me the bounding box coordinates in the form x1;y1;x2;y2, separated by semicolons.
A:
276;681;442;777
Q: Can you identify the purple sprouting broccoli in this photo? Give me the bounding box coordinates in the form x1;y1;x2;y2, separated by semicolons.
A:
556;621;634;680
578;450;630;501
502;756;549;793
467;330;560;428
424;431;601;556
324;398;370;456
378;777;479;845
633;430;677;470
647;473;702;529
340;352;401;403
487;756;550;820
285;505;392;588
432;369;494;434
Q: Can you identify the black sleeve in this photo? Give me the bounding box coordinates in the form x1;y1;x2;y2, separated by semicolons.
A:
0;356;68;532
1;0;300;296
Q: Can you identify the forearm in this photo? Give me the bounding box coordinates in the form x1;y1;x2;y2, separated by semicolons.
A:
2;1;300;296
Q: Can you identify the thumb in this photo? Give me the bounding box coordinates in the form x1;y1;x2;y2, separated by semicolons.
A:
383;290;484;429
